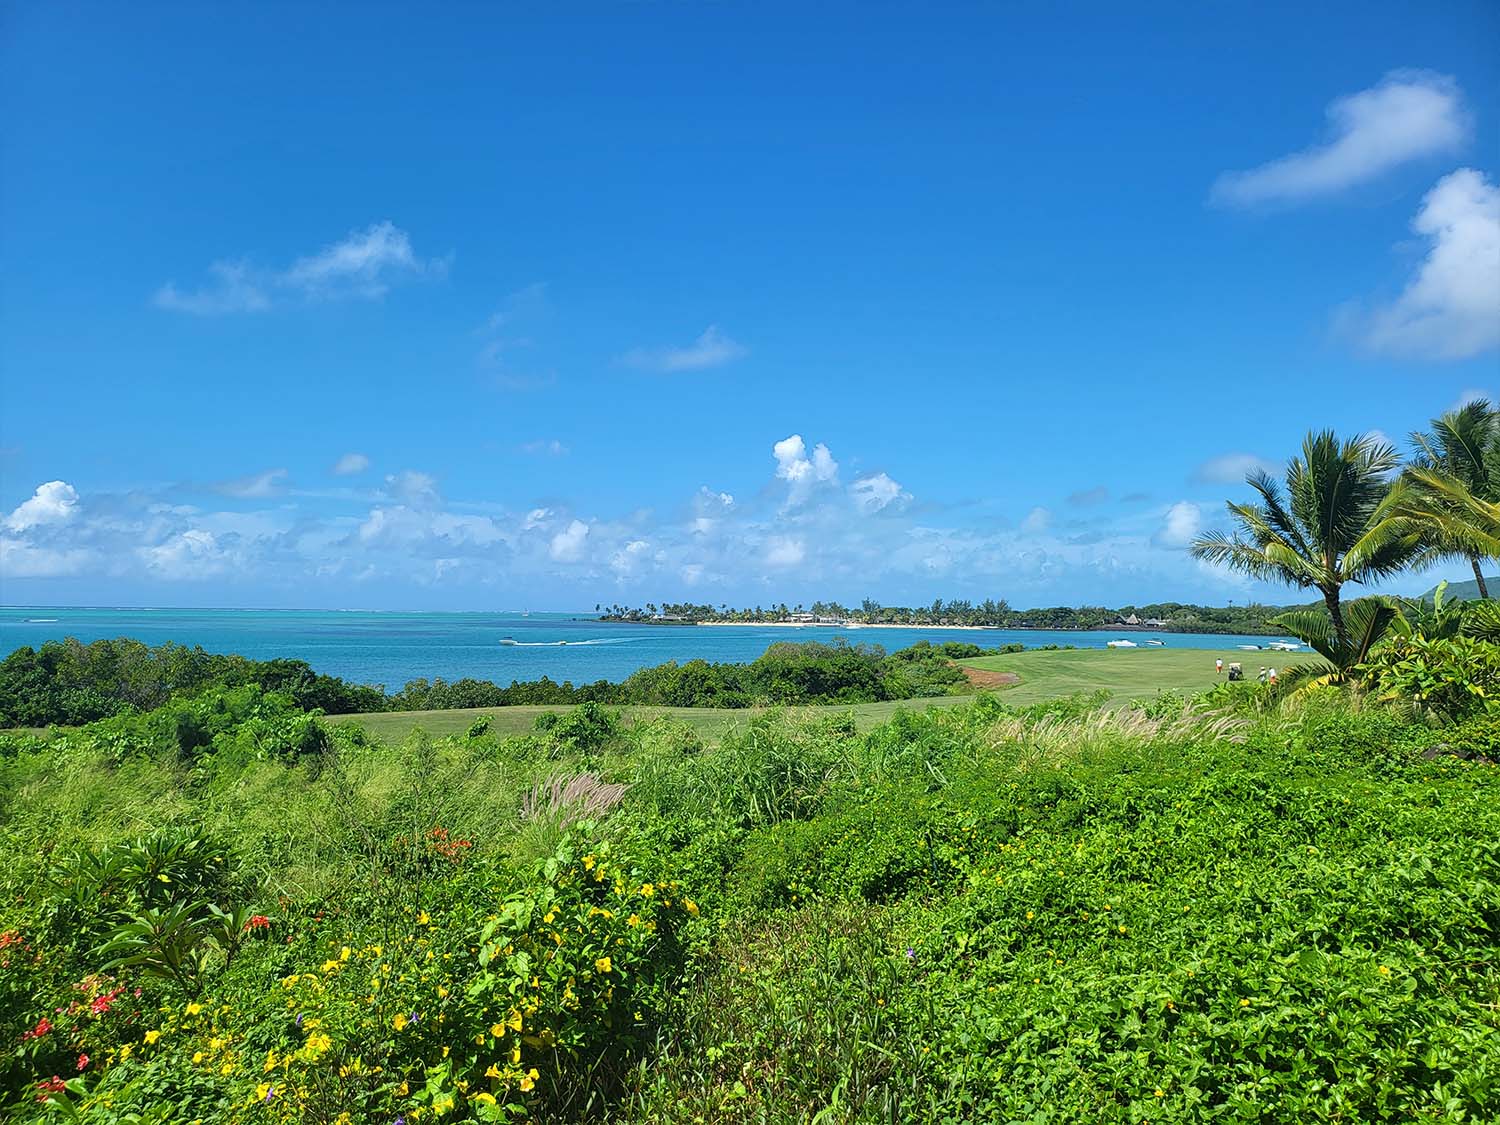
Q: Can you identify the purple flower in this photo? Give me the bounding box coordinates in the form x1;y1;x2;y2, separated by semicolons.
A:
264;1085;275;1103
394;1117;405;1125
905;947;915;961
294;1013;303;1027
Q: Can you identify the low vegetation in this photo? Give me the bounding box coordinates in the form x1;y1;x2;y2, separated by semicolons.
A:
2;615;1497;1122
0;640;980;731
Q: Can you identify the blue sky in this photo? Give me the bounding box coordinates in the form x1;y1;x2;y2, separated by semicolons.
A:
2;1;1497;610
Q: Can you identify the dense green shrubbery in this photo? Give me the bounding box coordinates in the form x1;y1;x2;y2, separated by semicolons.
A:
4;638;976;731
0;640;386;728
2;674;1496;1122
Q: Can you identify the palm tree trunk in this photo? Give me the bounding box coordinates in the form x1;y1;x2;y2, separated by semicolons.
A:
1472;554;1490;599
1323;587;1349;652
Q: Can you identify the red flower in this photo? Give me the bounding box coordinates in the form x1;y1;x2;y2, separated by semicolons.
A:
35;1075;66;1101
90;986;124;1016
21;1017;51;1042
244;915;272;931
76;1054;90;1071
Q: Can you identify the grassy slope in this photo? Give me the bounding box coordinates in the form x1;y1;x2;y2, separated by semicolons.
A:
340;647;1316;739
339;695;974;742
960;645;1315;705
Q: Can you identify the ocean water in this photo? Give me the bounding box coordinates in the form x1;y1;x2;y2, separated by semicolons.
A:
0;607;1295;689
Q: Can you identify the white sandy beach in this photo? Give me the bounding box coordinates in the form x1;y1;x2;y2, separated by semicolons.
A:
695;621;999;630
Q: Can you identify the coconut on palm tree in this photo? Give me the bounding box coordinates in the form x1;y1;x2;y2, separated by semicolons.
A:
1394;399;1500;598
1190;430;1423;653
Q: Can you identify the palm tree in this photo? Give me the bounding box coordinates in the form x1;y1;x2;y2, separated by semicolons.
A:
1190;431;1423;651
1398;399;1499;597
1270;596;1404;685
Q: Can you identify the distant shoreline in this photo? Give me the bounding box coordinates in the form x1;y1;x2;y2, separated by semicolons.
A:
600;619;1263;636
694;621;998;631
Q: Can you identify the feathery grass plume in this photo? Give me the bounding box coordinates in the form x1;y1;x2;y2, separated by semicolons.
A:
521;772;630;827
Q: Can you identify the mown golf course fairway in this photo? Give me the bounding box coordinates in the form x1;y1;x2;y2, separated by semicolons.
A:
960;645;1314;706
339;646;1315;742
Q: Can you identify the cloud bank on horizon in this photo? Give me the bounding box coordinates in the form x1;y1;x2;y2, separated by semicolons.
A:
0;430;1255;606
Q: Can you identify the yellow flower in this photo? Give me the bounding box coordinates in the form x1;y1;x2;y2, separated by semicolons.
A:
193;1051;204;1064
1155;1088;1165;1098
506;1008;523;1032
474;1092;497;1106
491;1022;505;1037
255;1082;274;1102
144;1030;162;1045
418;910;430;925
119;1044;133;1060
639;883;654;897
595;956;612;974
627;914;641;928
583;855;596;870
543;911;556;924
519;1068;539;1092
510;1045;521;1064
1239;998;1251;1008
1378;965;1390;976
1026;911;1034;920
684;899;698;916
485;1063;502;1078
393;1013;408;1031
185;1001;203;1016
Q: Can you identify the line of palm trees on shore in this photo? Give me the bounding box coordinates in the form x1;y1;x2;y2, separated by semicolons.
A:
1191;398;1499;672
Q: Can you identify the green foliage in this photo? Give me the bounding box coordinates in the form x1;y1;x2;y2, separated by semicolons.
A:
1270;596;1403;681
1359;634;1500;720
0;638;386;729
3;654;1498;1122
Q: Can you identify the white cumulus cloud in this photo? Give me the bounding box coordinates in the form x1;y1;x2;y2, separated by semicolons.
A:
550;519;590;562
1212;71;1467;206
142;529;228;578
1155;502;1202;548
5;481;79;531
772;434;839;505
850;472;910;514
1359;168;1500;360
620;325;748;373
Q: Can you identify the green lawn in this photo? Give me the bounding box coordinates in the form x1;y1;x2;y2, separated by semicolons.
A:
340;646;1312;740
960;645;1314;705
339;694;975;743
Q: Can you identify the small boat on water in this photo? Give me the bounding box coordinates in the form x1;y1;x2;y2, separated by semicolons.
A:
1237;644;1262;651
499;637;518;646
1145;638;1166;646
1266;640;1303;652
1106;639;1138;648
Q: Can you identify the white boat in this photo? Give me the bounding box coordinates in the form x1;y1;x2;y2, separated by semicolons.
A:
1237;644;1262;651
1267;640;1303;652
499;637;518;646
1145;638;1165;646
1106;639;1138;648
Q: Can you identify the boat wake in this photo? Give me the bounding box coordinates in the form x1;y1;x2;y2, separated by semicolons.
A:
500;638;635;647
